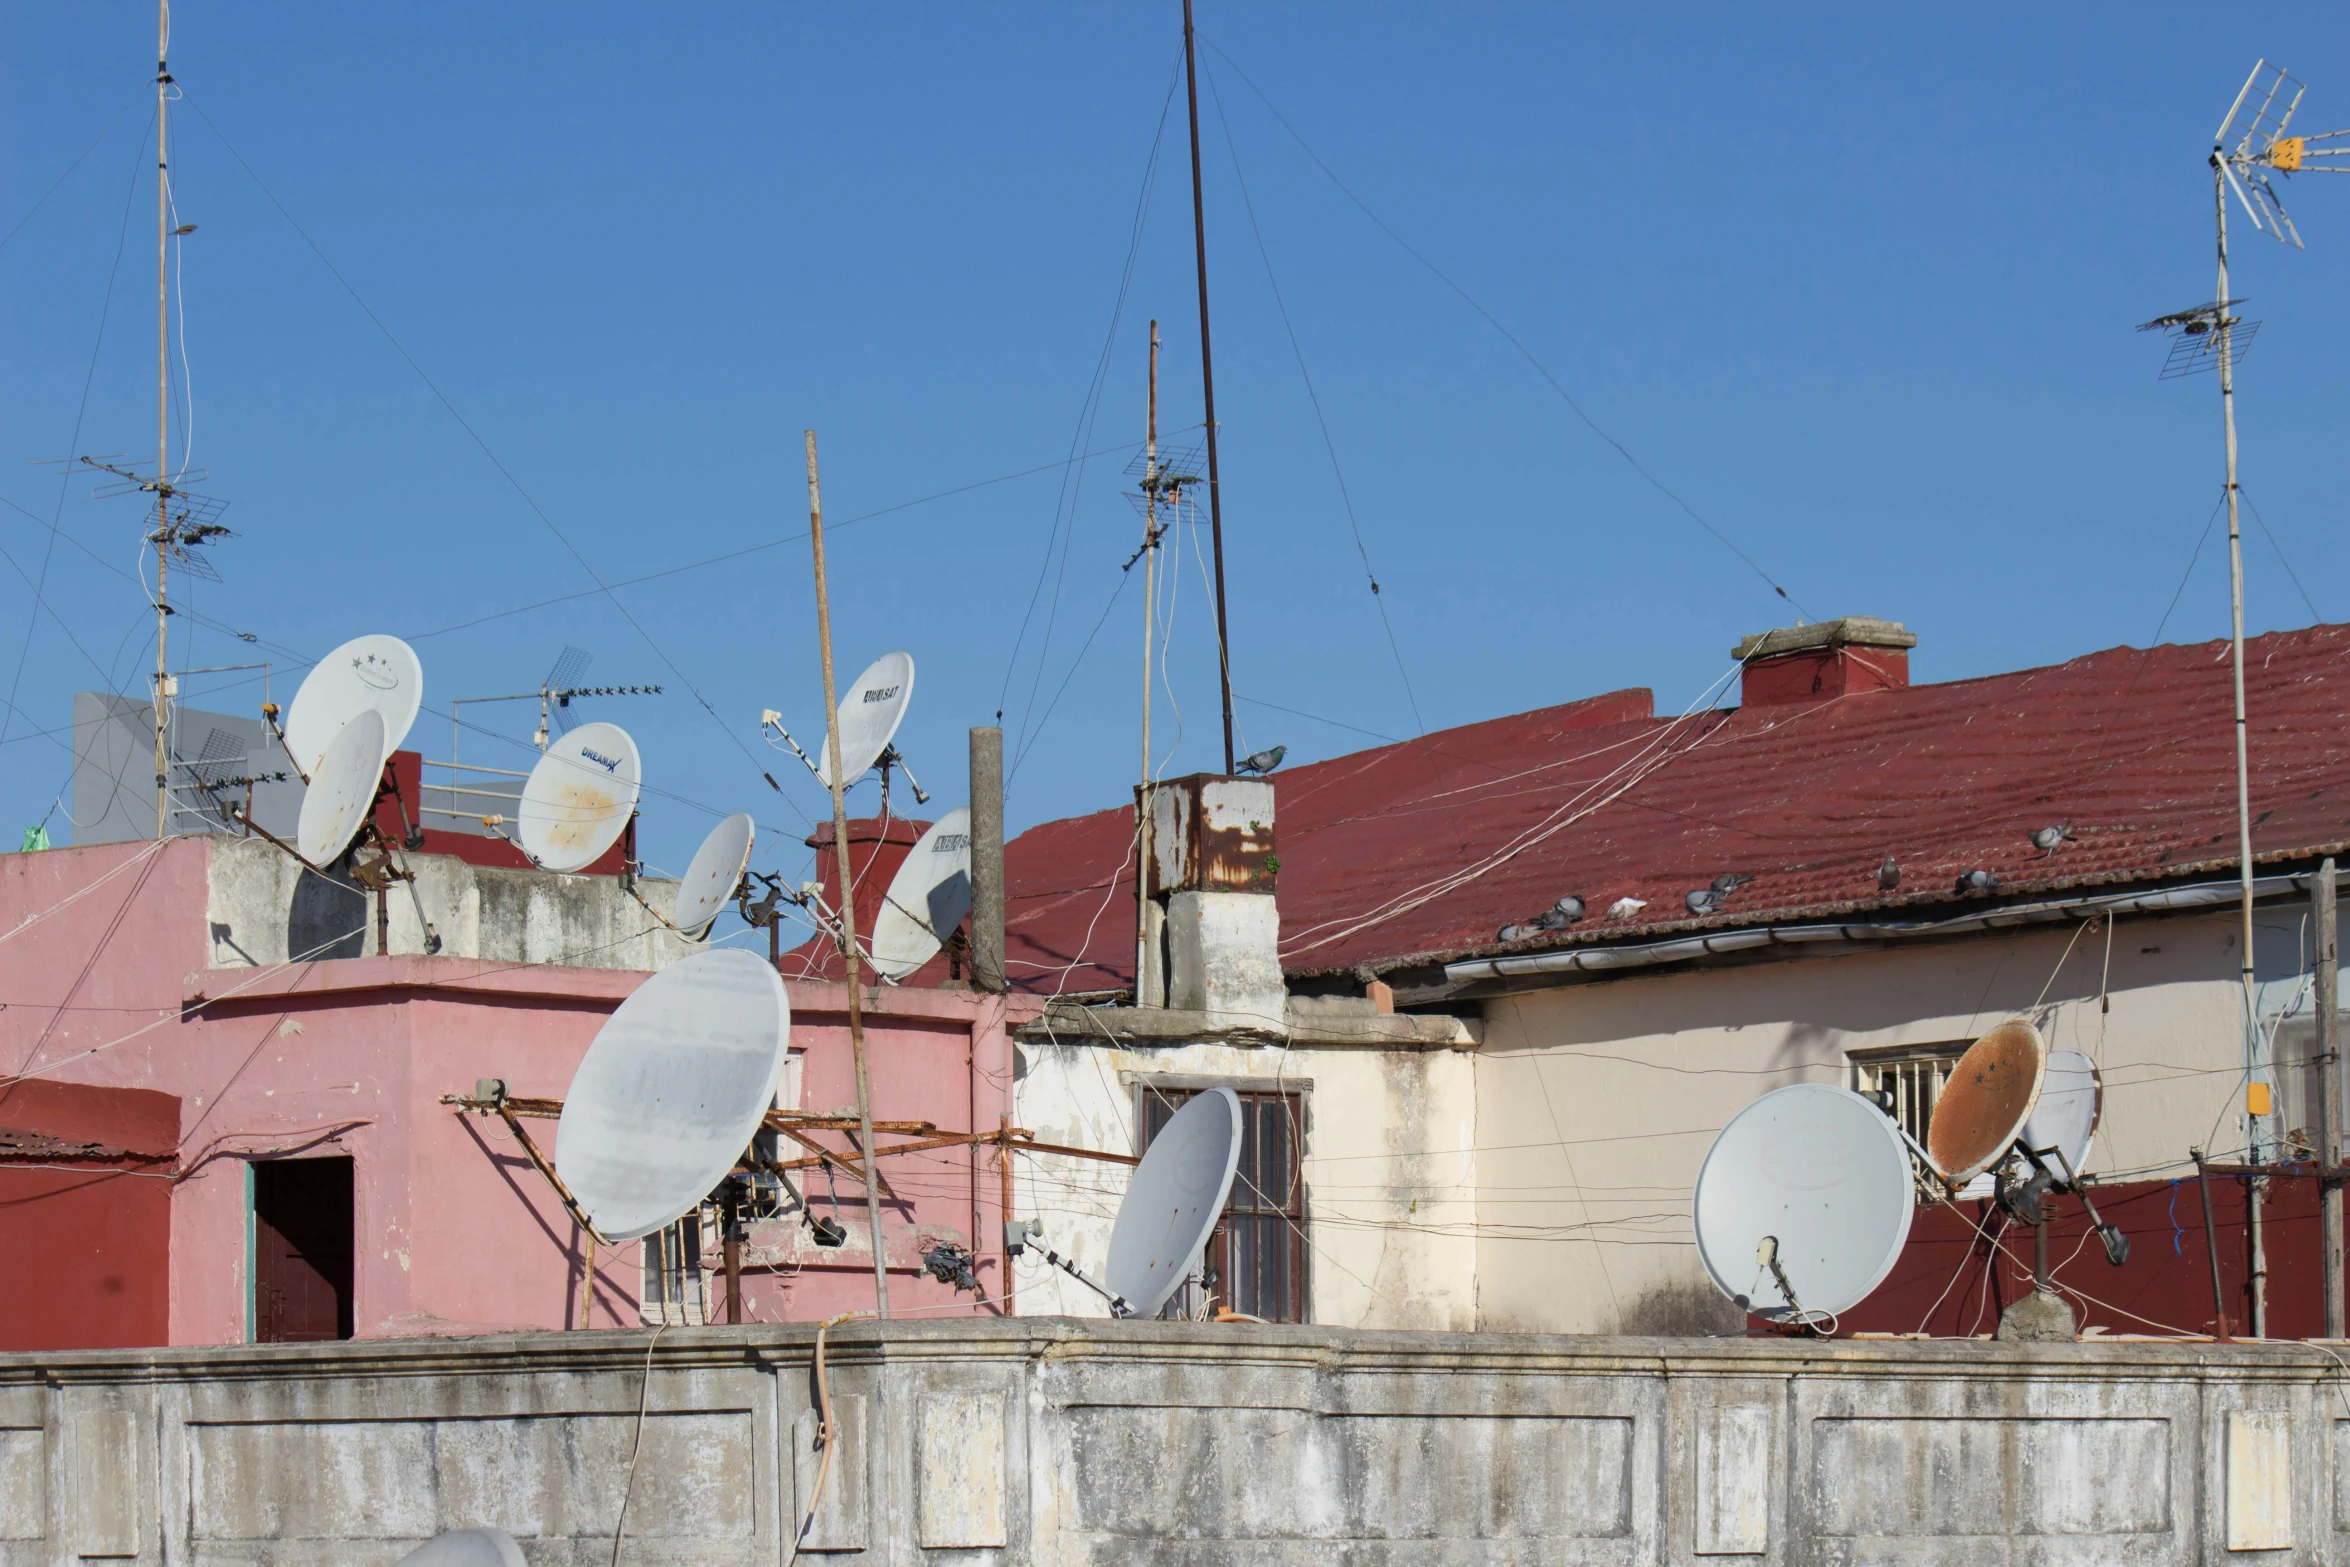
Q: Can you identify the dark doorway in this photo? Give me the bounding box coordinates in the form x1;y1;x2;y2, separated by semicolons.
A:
252;1157;354;1342
1139;1087;1308;1322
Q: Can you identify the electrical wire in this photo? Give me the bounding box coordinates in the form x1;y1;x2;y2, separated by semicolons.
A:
1201;56;1425;738
1198;35;1810;618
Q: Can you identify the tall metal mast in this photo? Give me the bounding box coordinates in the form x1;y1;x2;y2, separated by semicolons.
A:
1137;321;1160;996
1181;0;1236;773
152;0;173;838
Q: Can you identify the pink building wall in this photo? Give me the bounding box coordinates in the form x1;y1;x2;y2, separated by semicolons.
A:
0;838;1038;1346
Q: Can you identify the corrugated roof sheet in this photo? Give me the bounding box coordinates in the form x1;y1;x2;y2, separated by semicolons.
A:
1002;624;2350;993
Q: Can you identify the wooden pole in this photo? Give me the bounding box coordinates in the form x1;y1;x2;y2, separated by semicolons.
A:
1182;0;1236;774
152;0;172;840
806;430;891;1320
2321;856;2343;1337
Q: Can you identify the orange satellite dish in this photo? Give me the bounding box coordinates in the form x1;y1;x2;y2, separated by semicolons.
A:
1926;1019;2048;1184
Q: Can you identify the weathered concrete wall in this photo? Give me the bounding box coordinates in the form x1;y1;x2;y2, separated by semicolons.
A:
1474;907;2319;1335
205;834;694;970
1014;1021;1480;1331
0;1320;2340;1564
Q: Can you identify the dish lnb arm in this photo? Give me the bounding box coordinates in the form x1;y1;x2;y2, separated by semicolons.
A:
1007;1218;1133;1317
760;710;826;782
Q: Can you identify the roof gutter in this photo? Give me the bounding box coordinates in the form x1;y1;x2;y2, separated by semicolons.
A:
1440;870;2328;988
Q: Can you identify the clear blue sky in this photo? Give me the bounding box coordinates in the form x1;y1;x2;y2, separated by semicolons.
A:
5;3;2348;902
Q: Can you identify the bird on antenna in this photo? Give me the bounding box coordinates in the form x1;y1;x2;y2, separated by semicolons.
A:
1234;746;1286;776
2028;824;2075;854
1878;858;1901;892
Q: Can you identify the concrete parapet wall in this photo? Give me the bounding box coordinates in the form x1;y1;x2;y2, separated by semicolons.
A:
1;1320;2343;1564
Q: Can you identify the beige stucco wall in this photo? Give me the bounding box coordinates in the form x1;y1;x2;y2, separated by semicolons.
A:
1011;1034;1479;1331
1472;908;2288;1334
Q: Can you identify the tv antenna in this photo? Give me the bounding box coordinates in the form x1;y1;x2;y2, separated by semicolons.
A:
1126;320;1205;998
2138;62;2345;1214
447;646;661;764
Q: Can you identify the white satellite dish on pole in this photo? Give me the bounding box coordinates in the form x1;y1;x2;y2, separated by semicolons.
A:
673;813;757;938
296;709;386;866
285;634;422;777
817;651;913;788
1105;1087;1244;1319
553;946;791;1242
869;807;971;980
1692;1083;1915;1326
518;721;640;873
2022;1049;2101;1175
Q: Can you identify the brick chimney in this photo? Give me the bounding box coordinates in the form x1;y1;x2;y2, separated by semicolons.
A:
1734;616;1916;707
806;816;929;948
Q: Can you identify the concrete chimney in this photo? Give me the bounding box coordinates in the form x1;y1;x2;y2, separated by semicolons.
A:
1137;774;1282;1031
1734;616;1916;707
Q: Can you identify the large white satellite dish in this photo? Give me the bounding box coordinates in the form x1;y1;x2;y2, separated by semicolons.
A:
284;634;422;778
1692;1083;1915;1323
868;807;972;980
519;721;641;873
2021;1048;2101;1176
296;709;385;867
817;651;914;788
673;813;756;938
1105;1086;1244;1319
554;947;790;1242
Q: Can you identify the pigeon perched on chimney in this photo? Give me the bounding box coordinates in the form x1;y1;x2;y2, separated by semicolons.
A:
2028;824;2075;853
1956;868;1999;895
1878;858;1901;891
1235;746;1286;776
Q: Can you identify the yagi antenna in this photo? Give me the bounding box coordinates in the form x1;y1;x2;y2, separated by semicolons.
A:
2215;61;2348;250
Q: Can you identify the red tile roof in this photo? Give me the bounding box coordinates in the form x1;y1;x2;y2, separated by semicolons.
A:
1002;624;2350;994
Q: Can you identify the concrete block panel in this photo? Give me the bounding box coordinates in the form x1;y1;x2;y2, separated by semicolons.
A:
917;1393;1006;1548
1696;1404;1772;1555
69;1409;139;1558
2226;1410;2292;1552
0;1427;41;1542
1811;1416;2172;1538
185;1411;753;1548
790;1394;868;1552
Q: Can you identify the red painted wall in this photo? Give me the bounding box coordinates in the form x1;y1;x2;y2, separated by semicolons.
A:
0;1079;177;1350
1840;1172;2332;1339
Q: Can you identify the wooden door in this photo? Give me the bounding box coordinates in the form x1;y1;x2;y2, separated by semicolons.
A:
253;1157;354;1342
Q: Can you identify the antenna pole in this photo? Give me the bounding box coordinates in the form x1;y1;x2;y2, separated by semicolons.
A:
805;429;891;1320
1137;320;1160;1000
1182;0;1237;773
2214;156;2266;1334
151;0;173;840
2317;856;2343;1338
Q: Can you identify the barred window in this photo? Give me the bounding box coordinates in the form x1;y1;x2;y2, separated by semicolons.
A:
1137;1085;1308;1323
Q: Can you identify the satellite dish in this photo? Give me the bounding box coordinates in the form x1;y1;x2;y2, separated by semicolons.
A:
554;946;790;1242
1927;1019;2047;1185
1105;1087;1244;1319
1692;1083;1915;1322
817;652;914;788
673;813;756;938
868;807;972;980
296;709;385;867
394;1531;525;1567
519;721;641;873
2022;1048;2101;1175
284;634;422;777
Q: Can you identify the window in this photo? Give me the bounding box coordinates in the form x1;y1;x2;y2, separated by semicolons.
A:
1137;1086;1308;1323
1847;1043;1968;1197
642;1216;706;1326
252;1157;354;1342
